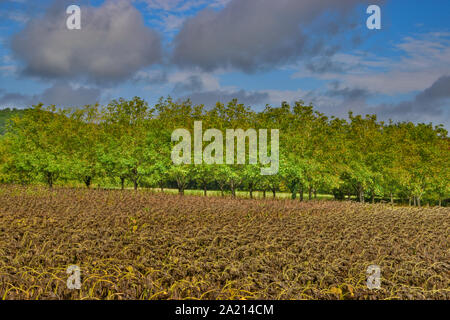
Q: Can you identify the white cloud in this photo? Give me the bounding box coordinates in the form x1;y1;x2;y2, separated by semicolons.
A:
293;33;450;95
0;83;102;108
0;11;29;23
168;70;221;92
0;65;17;76
263;88;310;105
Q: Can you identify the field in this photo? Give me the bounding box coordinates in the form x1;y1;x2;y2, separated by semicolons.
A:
0;185;448;300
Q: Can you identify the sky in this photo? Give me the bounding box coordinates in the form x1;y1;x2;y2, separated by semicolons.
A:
0;0;449;128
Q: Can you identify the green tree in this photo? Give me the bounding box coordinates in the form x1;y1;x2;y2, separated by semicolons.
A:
4;105;71;188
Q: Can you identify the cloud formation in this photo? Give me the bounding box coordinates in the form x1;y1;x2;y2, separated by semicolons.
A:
0;83;101;108
376;75;450;119
303;76;450;128
11;0;162;84
172;0;382;72
294;33;450;96
326;82;370;101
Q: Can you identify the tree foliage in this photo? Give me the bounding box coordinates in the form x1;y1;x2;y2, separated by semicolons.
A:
1;97;448;206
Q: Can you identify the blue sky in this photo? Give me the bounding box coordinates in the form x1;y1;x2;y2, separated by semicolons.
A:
0;0;449;128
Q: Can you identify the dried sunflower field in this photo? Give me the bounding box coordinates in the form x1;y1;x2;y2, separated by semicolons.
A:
0;186;448;300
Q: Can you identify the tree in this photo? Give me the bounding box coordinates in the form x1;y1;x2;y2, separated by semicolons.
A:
169;165;192;195
214;165;230;197
100;97;152;190
67;104;103;188
192;164;215;196
242;164;261;199
4;105;71;188
225;165;244;198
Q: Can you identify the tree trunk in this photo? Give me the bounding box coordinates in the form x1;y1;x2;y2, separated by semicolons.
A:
413;196;417;206
203;184;207;196
300;186;304;202
47;173;53;189
314;189;317;199
408;196;412;206
177;177;185;195
133;180;138;190
84;176;91;189
417;196;421;208
308;187;312;201
390;192;393;205
359;188;365;203
263;190;266;199
288;181;297;200
371;192;375;204
272;189;276;199
438;197;442;207
120;177;125;190
230;180;236;198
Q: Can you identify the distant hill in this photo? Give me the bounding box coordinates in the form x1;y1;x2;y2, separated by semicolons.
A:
0;108;26;135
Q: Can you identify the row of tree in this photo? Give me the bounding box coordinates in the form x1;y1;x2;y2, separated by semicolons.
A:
0;97;448;206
